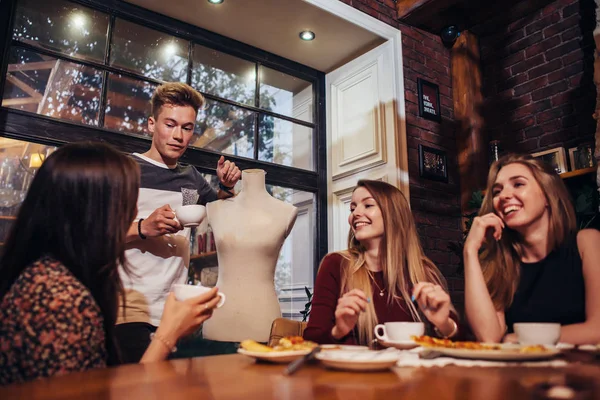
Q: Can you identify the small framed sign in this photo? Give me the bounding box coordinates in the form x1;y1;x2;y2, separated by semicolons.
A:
419;144;448;182
417;78;441;123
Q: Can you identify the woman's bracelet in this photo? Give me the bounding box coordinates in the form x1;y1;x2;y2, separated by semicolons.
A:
434;318;458;339
150;332;177;353
138;218;147;240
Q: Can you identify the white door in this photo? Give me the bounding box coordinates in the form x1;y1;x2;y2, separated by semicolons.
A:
326;40;407;252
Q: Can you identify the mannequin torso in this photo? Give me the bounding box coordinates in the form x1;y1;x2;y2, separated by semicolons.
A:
203;169;298;342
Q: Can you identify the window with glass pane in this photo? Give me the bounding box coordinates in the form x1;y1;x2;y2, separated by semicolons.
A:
267;184;315;320
192;44;255;106
110;19;188;83
259;66;313;123
2;47;103;125
0;138;57;244
191;99;255;158
103;74;157;135
13;0;108;63
258;115;314;171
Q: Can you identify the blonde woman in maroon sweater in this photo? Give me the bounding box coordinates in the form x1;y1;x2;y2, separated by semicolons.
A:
304;180;458;345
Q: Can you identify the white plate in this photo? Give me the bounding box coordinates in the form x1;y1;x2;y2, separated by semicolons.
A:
316;350;400;371
237;348;311;363
321;345;370;351
377;339;420;350
429;345;561;361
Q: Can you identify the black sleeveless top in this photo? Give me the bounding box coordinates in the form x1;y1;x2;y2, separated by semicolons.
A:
505;236;586;333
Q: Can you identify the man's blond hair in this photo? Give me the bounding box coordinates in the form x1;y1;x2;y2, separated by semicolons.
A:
150;82;205;117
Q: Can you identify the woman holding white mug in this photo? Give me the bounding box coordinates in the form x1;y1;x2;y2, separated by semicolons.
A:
303;180;459;345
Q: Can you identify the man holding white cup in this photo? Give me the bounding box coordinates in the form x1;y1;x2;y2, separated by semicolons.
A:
115;82;241;363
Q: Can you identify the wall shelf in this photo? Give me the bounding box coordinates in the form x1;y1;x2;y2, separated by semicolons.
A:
559;166;596;180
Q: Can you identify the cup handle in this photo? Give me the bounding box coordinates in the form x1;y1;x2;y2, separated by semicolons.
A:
374;324;388;341
216;292;226;308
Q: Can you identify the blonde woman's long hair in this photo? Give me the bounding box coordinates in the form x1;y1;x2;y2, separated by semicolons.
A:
337;180;448;345
479;153;576;311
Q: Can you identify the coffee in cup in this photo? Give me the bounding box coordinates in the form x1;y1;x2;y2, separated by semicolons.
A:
172;283;226;308
374;322;424;342
174;205;206;227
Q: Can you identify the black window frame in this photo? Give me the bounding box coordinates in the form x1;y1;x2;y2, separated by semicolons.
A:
0;0;328;277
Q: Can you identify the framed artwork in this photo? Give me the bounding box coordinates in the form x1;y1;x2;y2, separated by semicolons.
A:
417;78;441;123
568;144;595;171
532;147;568;174
419;144;447;182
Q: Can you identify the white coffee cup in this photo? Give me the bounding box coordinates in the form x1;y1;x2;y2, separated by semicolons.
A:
513;323;561;345
174;205;206;227
172;284;226;308
374;322;424;342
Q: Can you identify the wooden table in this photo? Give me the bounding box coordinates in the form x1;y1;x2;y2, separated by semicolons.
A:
2;353;600;399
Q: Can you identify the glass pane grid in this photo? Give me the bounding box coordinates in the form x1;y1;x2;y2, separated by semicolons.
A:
4;0;318;172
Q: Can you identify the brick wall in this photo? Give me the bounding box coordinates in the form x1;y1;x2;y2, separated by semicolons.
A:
337;0;464;301
480;0;596;157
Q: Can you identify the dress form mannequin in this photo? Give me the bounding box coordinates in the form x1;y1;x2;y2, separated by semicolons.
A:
203;169;298;342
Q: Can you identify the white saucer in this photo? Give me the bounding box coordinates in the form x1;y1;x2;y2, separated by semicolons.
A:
316;350;400;371
377;339;419;350
183;222;200;227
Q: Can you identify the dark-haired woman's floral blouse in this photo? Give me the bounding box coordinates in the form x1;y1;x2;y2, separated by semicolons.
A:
0;257;107;385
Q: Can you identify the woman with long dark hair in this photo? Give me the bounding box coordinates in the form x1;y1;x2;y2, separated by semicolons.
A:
0;143;220;384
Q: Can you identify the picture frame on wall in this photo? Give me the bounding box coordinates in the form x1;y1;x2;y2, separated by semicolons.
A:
531;147;568;174
419;144;448;182
568;144;595;171
417;78;442;123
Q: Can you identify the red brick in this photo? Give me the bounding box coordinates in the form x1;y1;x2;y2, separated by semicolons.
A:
550;92;573;107
546;39;581;61
508;32;543;54
561;25;581;41
500;51;525;68
514;76;548;97
528;59;563;80
526;12;561;35
547;61;583;83
513;116;535;130
403;48;426;64
402;34;418;49
536;104;573;124
524;36;562;58
511;54;545;75
531;81;568;101
517;137;542;151
523;125;543;139
542;14;581;38
563;2;580;17
513;99;552;119
539;129;567;147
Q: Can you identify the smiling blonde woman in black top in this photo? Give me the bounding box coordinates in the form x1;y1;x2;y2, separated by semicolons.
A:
464;153;600;344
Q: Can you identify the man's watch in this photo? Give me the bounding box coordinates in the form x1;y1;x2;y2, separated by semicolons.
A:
218;181;235;195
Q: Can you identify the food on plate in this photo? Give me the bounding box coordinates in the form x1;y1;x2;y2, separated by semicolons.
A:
412;335;501;350
412;335;551;353
240;336;318;353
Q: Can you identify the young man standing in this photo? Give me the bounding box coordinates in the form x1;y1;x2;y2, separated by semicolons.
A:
115;82;241;363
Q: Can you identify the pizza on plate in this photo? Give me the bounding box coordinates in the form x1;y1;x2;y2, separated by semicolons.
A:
240;336;318;353
412;335;550;353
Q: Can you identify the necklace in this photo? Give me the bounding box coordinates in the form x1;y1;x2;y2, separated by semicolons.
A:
368;270;385;297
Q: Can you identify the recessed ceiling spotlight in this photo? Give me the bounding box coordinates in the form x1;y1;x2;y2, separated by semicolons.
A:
207;0;224;4
299;30;315;41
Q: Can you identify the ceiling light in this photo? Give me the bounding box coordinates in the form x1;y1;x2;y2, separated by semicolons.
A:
299;31;315;41
207;0;224;4
70;13;87;29
162;42;178;58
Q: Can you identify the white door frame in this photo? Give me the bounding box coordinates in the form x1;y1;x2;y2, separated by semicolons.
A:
303;0;409;196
